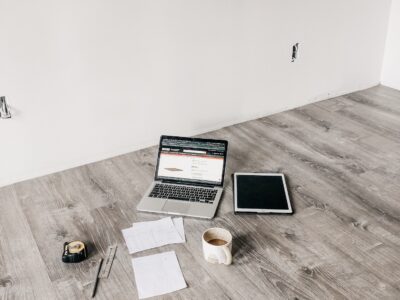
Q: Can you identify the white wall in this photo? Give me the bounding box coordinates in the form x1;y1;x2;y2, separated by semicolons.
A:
382;0;400;90
0;0;392;187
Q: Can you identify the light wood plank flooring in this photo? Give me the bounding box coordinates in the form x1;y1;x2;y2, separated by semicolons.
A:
1;85;400;299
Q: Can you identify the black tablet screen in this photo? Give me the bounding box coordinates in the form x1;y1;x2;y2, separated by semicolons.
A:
236;175;289;210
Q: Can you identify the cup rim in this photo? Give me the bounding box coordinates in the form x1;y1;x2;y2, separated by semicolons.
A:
202;227;232;247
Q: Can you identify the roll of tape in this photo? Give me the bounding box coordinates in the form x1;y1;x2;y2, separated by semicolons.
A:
62;241;88;263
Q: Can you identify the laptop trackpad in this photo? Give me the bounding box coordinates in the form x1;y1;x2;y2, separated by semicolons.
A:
163;200;190;214
137;197;166;211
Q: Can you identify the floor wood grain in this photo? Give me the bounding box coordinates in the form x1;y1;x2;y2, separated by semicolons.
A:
1;85;400;299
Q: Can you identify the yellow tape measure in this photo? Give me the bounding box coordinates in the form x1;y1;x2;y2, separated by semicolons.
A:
62;241;88;263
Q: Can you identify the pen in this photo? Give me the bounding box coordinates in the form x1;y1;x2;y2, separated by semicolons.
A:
91;258;103;298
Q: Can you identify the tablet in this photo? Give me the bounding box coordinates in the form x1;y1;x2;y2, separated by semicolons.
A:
233;173;293;214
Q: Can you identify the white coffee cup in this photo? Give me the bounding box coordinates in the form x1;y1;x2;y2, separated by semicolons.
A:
202;227;233;265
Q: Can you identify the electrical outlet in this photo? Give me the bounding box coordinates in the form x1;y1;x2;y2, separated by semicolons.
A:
292;43;299;62
0;96;12;119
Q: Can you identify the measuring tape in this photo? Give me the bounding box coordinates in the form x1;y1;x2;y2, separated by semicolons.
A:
62;241;88;263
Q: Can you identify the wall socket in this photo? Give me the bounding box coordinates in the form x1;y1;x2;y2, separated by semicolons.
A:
0;96;12;119
292;43;299;62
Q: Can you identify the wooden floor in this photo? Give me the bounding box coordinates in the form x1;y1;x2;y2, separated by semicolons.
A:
1;85;400;299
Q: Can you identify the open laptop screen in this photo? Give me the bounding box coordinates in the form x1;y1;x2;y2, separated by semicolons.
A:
155;136;228;186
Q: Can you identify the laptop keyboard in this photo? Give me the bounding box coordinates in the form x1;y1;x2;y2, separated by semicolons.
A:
149;184;217;204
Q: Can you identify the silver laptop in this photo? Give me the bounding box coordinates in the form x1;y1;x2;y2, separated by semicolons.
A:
137;135;228;219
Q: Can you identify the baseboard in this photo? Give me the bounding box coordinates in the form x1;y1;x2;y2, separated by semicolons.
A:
0;82;379;188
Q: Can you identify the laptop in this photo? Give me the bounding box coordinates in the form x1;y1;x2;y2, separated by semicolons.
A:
137;135;228;219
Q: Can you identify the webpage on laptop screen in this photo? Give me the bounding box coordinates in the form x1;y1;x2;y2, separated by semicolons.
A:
157;138;226;185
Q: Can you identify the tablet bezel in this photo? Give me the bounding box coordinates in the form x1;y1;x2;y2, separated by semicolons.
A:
233;172;293;214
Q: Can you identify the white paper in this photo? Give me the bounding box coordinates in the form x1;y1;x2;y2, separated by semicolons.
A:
132;251;187;299
172;217;185;242
132;217;185;243
122;217;184;254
